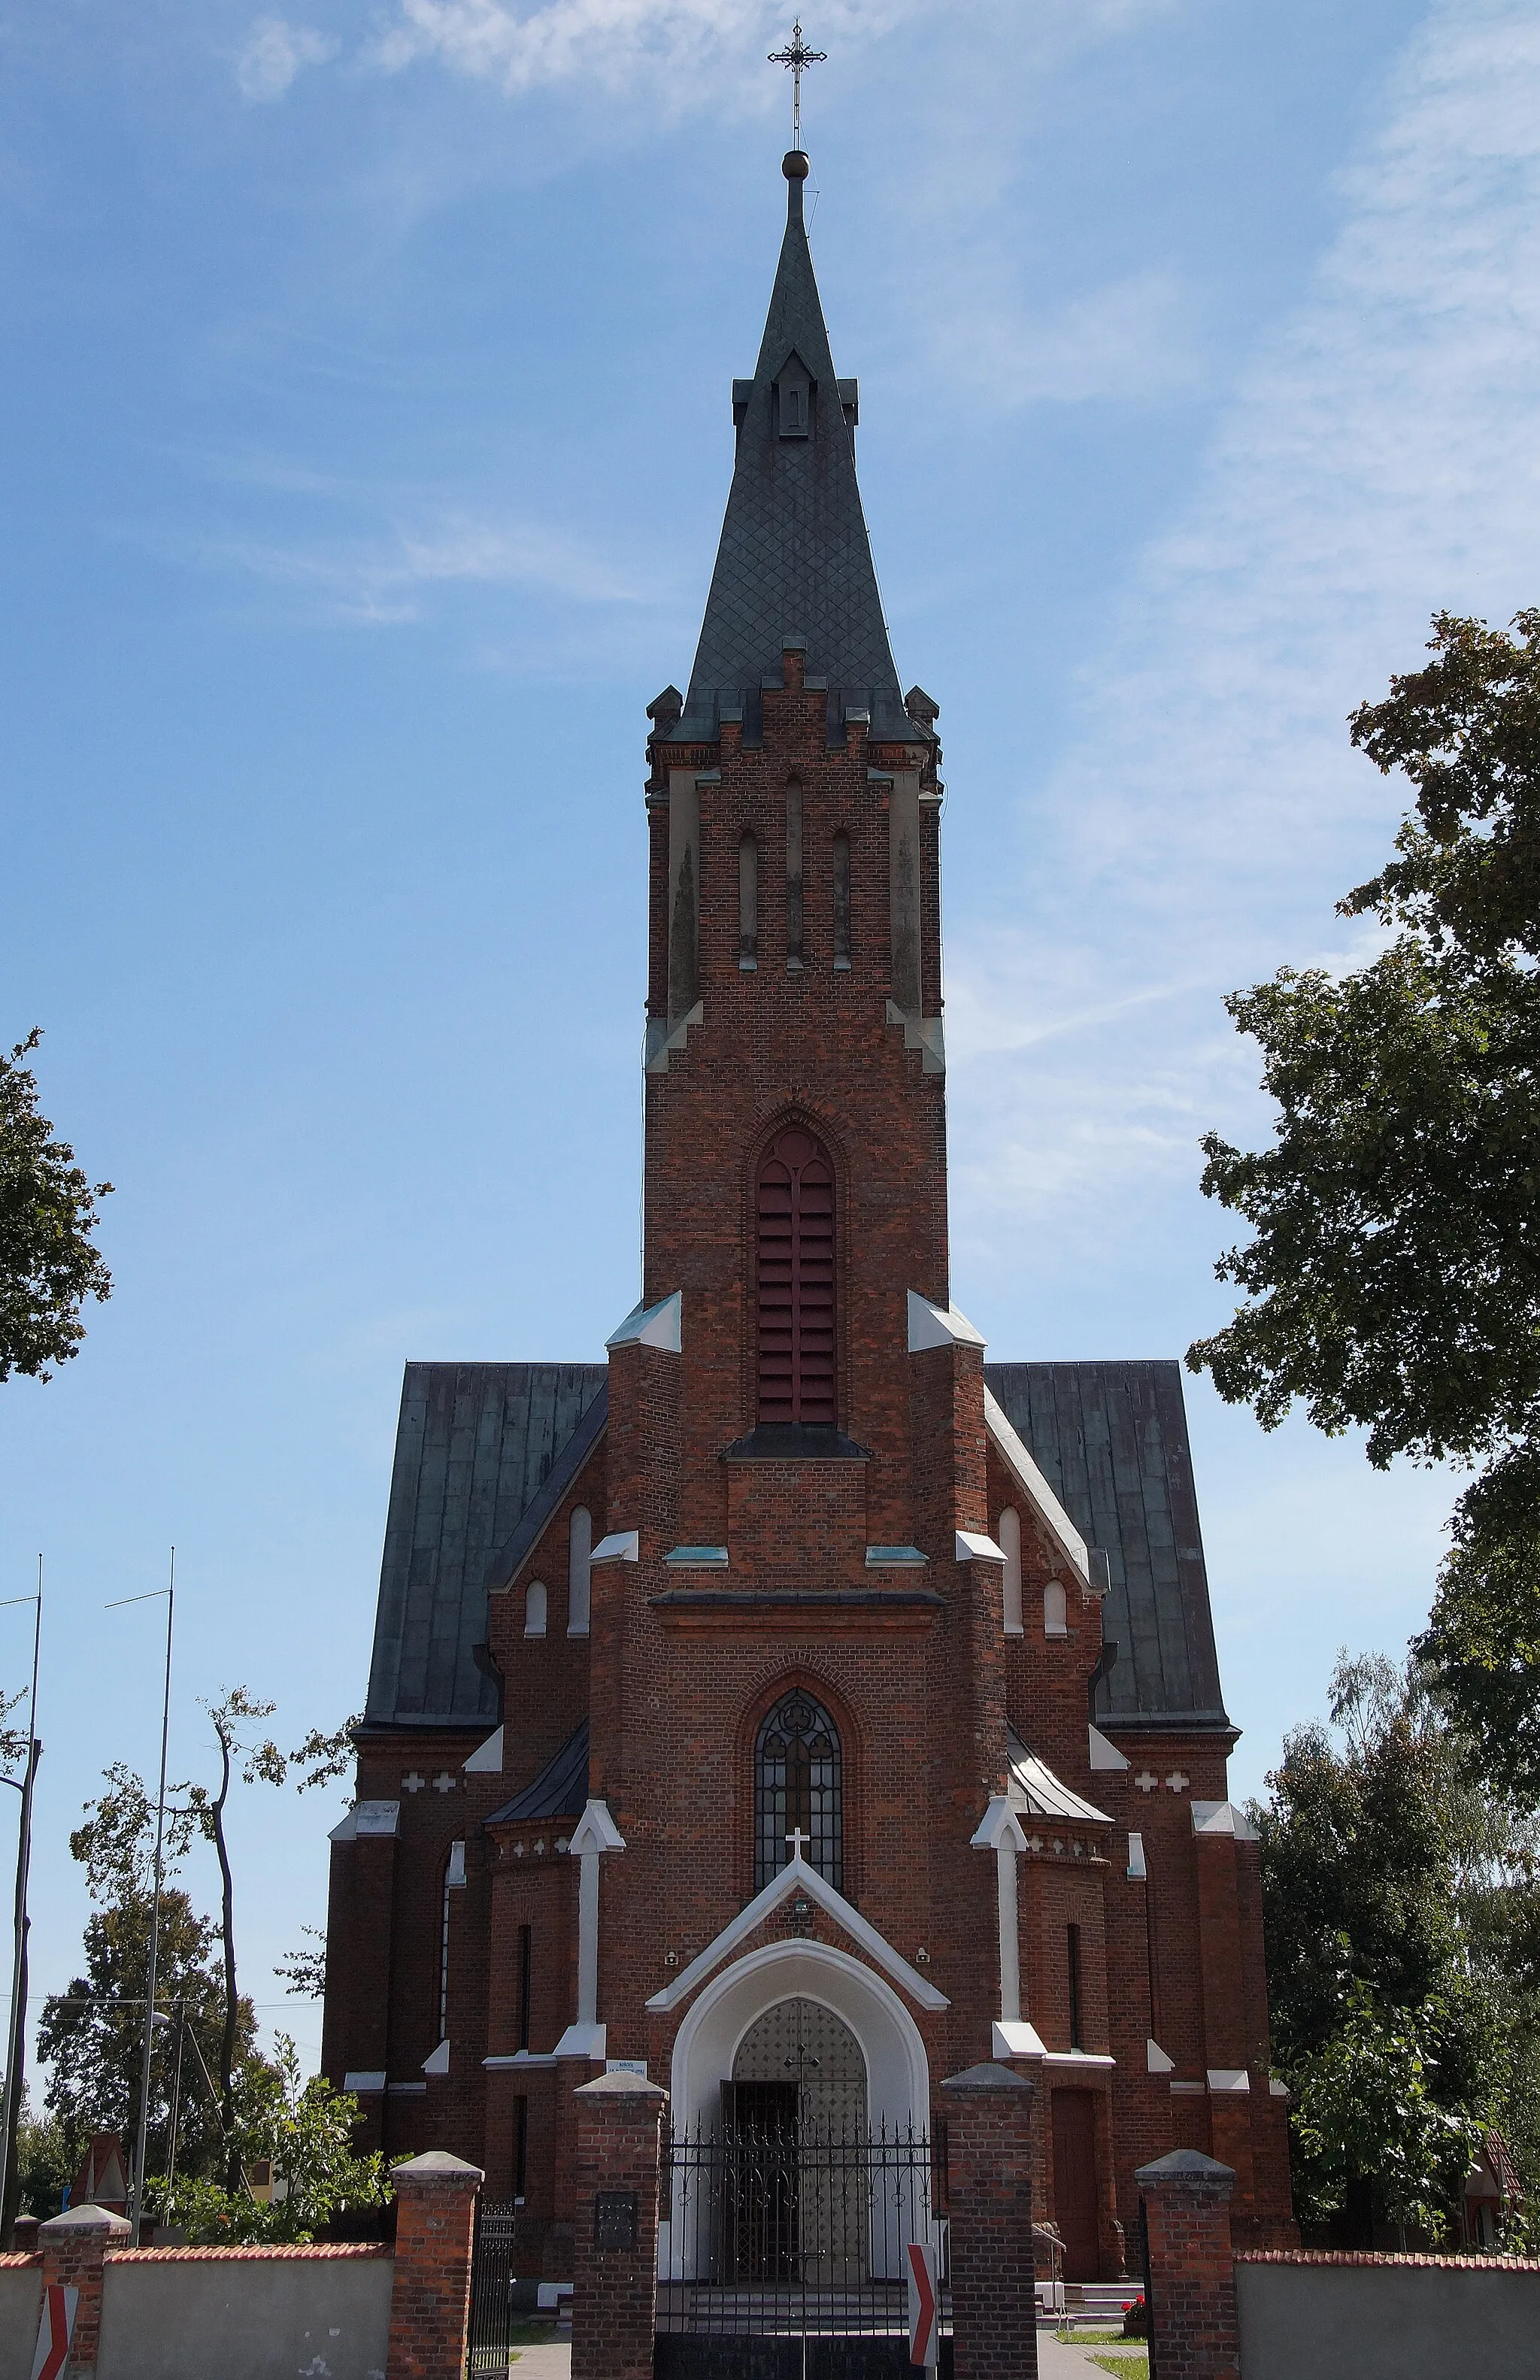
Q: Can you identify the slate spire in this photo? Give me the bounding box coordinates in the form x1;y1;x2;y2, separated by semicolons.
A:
675;152;908;744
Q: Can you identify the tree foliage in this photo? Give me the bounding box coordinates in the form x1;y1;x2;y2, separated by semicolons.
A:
159;2038;385;2246
1254;1653;1540;2242
1187;611;1540;1798
0;1030;112;1383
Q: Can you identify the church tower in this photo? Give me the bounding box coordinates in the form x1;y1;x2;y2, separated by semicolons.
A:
324;152;1297;2284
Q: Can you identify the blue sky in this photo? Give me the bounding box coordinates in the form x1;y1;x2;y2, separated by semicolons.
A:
4;0;1537;2070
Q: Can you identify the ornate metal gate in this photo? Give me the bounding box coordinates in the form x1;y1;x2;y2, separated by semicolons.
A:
655;2119;949;2380
468;2197;520;2375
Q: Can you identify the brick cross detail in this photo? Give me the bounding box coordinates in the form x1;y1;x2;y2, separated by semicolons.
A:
402;1772;426;1793
433;1772;456;1793
1166;1770;1190;1793
786;1826;811;1861
1135;1771;1158;1793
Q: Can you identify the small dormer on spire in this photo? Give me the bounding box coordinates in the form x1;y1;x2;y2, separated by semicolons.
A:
776;350;811;439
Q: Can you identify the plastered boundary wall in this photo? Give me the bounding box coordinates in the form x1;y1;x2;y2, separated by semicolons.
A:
0;2255;41;2380
1235;2252;1540;2380
94;2245;393;2380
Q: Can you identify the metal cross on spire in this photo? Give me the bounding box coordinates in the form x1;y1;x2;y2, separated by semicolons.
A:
768;19;826;151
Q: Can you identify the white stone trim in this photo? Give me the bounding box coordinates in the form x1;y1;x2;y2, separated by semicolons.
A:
1044;2051;1116;2072
982;1388;1090;1587
907;1291;986;1352
1208;2068;1251;2093
483;2051;560;2070
422;2039;450;2076
1127;1832;1147;1880
969;1796;1028;1853
590;1530;640;1566
992;2020;1047;2059
607;1290;683;1351
1147;2039;1175;2074
865;1546;928;1567
464;1727;504;1774
553;2022;607;2060
644;1856;948;2015
955;1530;1006;1563
1089;1725;1129;1772
1192;1801;1260;1841
344;2070;386;2093
568;1799;626;1855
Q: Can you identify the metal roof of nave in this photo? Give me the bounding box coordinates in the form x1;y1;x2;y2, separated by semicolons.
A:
362;1359;1229;1736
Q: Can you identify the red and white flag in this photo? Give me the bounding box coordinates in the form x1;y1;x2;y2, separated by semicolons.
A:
30;2283;78;2380
906;2240;938;2369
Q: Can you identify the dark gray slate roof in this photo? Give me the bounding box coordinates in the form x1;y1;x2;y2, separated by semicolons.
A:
487;1721;590;1824
671;159;908;745
365;1362;607;1729
984;1361;1231;1733
365;1356;1229;1734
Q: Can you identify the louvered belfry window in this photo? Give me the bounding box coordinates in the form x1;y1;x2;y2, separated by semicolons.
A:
756;1126;836;1424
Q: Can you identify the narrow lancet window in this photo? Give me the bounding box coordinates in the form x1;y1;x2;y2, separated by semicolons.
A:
999;1507;1023;1635
832;830;851;969
756;1126;835;1425
524;1581;547;1637
755;1690;842;1890
785;786;804;970
567;1506;591;1636
739;832;759;971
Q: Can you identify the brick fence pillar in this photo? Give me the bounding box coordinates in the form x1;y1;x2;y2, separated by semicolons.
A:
1135;2148;1238;2380
941;2061;1038;2380
38;2203;131;2375
386;2148;484;2380
571;2069;668;2380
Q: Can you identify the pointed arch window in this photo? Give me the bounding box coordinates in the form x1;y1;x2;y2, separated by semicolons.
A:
755;1691;842;1890
756;1126;835;1425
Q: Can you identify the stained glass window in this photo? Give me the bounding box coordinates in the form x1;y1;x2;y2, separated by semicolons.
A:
755;1692;843;1892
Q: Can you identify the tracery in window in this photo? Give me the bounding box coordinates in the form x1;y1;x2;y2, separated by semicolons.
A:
755;1691;843;1891
755;1126;835;1425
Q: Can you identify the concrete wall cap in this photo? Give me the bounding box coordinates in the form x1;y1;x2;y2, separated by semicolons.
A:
574;2069;669;2099
1136;2148;1237;2185
390;2149;485;2182
39;2203;132;2236
941;2061;1036;2095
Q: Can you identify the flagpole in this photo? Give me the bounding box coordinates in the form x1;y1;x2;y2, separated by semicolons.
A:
0;1563;42;2245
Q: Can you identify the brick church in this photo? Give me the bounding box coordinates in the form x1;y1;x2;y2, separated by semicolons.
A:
321;146;1297;2281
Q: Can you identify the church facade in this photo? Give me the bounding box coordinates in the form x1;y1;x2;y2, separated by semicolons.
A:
321;150;1296;2279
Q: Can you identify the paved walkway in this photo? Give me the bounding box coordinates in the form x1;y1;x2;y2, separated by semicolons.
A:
1036;2332;1147;2374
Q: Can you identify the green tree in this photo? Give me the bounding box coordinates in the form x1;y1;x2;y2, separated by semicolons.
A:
1289;1983;1481;2240
1255;1653;1538;2241
159;2037;386;2246
180;1689;285;2188
0;1029;112;1382
39;1763;264;2190
1187;610;1540;1799
13;2090;71;2221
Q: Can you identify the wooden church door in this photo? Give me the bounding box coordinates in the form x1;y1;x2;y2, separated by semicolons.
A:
1050;2092;1100;2281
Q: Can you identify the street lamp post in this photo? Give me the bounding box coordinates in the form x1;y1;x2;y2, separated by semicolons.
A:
0;1565;42;2246
108;1553;175;2245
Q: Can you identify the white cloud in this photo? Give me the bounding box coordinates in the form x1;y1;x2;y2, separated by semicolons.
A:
238;17;341;102
194;508;646;622
947;0;1540;1275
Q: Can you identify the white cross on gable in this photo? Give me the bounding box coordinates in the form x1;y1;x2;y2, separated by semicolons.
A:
1166;1770;1190;1793
786;1827;811;1861
402;1772;426;1793
433;1772;456;1793
1135;1772;1158;1793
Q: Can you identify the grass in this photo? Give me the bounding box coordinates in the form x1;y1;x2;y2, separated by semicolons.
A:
507;2320;562;2349
1088;2355;1148;2378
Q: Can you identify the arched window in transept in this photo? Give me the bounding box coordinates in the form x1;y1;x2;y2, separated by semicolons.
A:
754;1690;843;1892
1044;1578;1068;1638
567;1507;592;1637
739;832;759;970
755;1126;835;1426
999;1506;1023;1635
524;1581;547;1637
832;830;851;969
